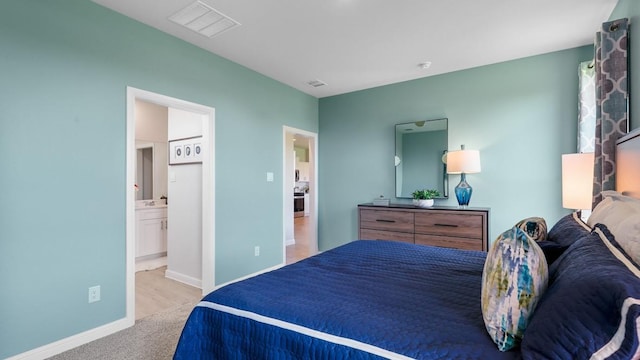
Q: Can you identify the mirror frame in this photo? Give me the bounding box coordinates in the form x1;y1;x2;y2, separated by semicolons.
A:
394;118;448;199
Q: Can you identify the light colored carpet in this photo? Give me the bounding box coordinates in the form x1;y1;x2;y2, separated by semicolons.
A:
48;301;197;360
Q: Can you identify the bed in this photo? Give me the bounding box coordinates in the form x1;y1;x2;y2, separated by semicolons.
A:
174;128;640;360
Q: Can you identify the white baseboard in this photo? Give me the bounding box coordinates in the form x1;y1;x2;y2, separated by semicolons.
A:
165;269;202;289
6;317;133;360
135;256;167;272
285;237;296;246
214;263;284;290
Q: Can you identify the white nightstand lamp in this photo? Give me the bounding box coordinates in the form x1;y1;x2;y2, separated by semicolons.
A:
561;153;594;220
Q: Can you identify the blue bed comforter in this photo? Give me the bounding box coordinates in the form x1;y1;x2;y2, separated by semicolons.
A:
174;240;518;359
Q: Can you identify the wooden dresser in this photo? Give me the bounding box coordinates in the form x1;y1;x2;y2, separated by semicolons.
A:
358;204;489;251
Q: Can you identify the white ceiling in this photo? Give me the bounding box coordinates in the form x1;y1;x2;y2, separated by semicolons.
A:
92;0;618;98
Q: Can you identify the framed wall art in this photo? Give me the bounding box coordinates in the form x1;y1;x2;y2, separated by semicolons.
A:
169;136;203;165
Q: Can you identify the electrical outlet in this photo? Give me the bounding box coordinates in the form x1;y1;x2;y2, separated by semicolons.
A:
254;246;260;257
88;285;101;303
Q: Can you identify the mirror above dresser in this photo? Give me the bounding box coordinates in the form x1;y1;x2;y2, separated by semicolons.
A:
395;118;448;199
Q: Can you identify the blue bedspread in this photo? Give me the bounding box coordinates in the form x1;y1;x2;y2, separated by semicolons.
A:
174;240;518;359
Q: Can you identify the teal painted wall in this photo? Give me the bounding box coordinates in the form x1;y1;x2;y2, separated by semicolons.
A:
318;46;593;251
610;0;640;130
0;1;317;357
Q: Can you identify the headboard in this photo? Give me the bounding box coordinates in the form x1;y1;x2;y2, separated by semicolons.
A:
616;128;640;199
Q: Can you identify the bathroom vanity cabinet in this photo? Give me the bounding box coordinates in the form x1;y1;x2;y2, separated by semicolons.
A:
135;207;168;259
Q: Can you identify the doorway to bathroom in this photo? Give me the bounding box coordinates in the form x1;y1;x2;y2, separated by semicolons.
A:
126;87;215;323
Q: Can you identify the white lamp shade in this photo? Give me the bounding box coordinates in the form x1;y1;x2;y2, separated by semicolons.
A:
561;153;594;210
446;150;481;174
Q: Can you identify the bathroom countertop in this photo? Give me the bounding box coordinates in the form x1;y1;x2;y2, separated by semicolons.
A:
135;200;167;210
136;204;167;210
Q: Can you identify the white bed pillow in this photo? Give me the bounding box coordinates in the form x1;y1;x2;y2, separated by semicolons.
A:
587;196;614;227
588;191;640;226
588;191;640;264
614;216;640;264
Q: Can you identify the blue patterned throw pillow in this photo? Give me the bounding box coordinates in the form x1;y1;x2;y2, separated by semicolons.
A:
481;227;548;351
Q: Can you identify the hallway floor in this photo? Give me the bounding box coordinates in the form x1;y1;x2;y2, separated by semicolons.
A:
286;216;313;264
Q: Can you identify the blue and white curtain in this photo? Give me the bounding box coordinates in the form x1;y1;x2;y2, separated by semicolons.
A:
578;61;596;153
579;18;629;208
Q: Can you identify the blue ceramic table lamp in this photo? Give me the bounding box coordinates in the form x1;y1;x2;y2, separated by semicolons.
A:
446;145;481;207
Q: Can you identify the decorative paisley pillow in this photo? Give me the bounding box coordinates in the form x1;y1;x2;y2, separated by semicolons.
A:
514;217;547;242
481;227;549;351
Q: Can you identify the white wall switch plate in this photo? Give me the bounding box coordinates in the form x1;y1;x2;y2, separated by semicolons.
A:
254;246;260;256
169;171;176;182
266;172;274;182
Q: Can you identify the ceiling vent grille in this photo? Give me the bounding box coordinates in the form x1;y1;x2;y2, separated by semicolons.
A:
307;79;327;88
169;1;240;38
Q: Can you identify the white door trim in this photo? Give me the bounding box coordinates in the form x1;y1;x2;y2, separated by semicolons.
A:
126;87;216;326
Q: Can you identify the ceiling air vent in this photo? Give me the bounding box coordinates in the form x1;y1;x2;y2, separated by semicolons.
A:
307;80;327;88
169;1;240;38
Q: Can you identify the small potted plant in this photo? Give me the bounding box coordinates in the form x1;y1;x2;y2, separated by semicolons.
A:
412;189;440;208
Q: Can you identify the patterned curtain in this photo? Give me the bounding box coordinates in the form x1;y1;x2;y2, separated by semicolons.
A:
578;61;596;153
592;18;629;208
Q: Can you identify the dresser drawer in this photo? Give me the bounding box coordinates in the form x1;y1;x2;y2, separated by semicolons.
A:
360;228;414;243
415;234;483;251
415;212;483;239
360;209;414;233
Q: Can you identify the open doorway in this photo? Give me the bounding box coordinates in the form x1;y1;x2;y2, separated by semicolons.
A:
125;87;215;325
133;100;169;274
283;127;318;264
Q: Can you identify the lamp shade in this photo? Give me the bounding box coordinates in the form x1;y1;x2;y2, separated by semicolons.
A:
561;153;594;210
447;149;481;174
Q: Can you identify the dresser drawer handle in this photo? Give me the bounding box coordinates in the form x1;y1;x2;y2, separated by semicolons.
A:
376;219;396;223
434;223;458;228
